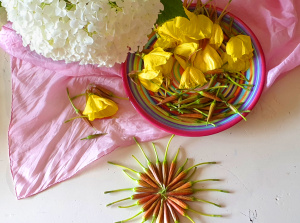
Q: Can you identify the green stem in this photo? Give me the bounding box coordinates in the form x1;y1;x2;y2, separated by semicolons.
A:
118;203;137;208
186;167;197;181
193;198;221;207
152;143;160;164
133;137;151;163
106;197;130;206
225;74;250;91
189;208;222;217
164;134;175;163
122;170;137;181
104;188;133;194
115;211;143;223
175;158;189;177
185;162;216;173
192;179;220;184
64;115;88;123
132;155;147;170
185;214;195;223
66;88;80;114
193;108;208;117
80;133;107;140
107;161;139;174
71;93;86;100
194;188;230;193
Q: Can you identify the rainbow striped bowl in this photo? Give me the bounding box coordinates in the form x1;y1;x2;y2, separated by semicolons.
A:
122;10;265;137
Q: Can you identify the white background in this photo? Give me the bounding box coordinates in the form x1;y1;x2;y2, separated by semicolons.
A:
1;46;300;223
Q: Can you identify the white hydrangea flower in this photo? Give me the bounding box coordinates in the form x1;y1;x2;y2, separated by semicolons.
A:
1;0;164;67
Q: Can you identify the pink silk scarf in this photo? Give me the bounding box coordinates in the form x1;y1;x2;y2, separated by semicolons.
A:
1;0;300;199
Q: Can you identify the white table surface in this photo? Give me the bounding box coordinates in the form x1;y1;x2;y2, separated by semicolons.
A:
1;46;300;223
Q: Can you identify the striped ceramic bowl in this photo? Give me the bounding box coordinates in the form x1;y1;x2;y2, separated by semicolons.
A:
122;8;265;137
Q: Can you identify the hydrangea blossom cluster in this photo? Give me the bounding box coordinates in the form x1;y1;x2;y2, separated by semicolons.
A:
1;0;163;67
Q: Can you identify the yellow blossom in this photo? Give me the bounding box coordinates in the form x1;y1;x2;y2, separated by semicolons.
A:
193;44;223;72
154;36;178;50
222;52;252;72
177;7;213;40
179;66;207;89
83;94;118;121
143;47;173;71
155;19;186;47
160;55;176;76
209;23;224;49
226;35;253;62
138;69;164;92
174;42;199;69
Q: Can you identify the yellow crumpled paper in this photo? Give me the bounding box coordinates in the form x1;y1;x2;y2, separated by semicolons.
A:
83;94;118;121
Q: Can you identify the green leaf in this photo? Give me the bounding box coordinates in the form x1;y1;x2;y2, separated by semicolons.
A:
156;0;188;26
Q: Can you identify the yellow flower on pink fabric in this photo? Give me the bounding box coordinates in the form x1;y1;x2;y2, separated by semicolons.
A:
193;45;223;72
179;66;207;89
83;94;118;121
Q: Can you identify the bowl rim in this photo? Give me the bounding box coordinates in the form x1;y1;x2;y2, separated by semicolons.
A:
121;8;266;137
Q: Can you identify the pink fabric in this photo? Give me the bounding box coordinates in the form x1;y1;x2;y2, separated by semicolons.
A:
1;0;300;199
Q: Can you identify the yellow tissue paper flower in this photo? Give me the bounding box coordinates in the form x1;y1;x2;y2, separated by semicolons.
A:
143;47;173;71
209;23;224;49
193;45;223;72
174;42;199;69
226;35;253;62
138;69;164;92
83;94;118;121
179;66;207;89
